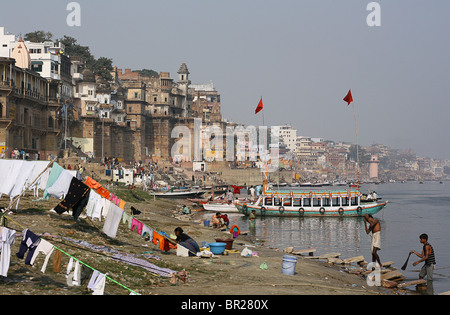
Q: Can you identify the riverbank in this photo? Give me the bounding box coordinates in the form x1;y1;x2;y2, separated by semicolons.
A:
0;190;392;295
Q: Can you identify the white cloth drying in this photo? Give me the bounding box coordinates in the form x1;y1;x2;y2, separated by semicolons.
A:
0;227;16;277
88;270;106;295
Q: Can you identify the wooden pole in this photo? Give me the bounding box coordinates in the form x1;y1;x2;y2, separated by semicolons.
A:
261;97;268;194
353;102;360;187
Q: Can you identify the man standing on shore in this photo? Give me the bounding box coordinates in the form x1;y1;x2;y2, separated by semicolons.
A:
411;233;436;281
364;214;382;268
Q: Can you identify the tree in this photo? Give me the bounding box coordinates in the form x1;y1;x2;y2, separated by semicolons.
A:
57;35;93;63
24;31;53;42
56;35;113;82
90;57;113;82
348;144;370;165
133;69;159;77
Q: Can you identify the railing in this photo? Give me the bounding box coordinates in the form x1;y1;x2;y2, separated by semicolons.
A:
0;80;12;88
13;88;48;103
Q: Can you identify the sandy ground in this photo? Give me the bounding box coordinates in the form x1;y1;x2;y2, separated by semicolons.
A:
0;190;392;296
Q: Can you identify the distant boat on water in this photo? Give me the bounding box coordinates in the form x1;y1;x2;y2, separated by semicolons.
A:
202;202;240;213
149;189;206;198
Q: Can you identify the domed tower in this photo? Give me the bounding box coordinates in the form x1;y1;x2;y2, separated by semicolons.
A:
177;62;190;82
177;63;191;117
11;37;31;69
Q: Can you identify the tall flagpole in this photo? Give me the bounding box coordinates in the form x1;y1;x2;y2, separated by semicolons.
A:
353;102;360;188
261;96;268;194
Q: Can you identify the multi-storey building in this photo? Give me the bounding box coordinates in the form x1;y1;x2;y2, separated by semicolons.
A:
272;125;297;153
190;81;222;124
0;54;58;158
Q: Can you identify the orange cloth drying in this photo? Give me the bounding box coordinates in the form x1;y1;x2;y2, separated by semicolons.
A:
97;186;110;199
85;177;110;199
152;231;170;252
85;177;102;190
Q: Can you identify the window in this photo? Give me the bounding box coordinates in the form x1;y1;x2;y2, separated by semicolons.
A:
88;90;93;96
264;197;273;206
332;197;340;207
313;198;321;207
342;197;349;207
293;198;301;207
351;197;359;206
31;64;43;72
283;198;292;207
322;198;331;207
129;107;132;112
303;198;311;207
274;197;282;207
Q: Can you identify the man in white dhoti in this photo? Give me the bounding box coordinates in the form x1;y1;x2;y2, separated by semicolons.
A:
364;214;382;268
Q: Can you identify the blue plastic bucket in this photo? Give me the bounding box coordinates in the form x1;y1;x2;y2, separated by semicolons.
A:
209;242;227;255
282;255;298;275
203;220;210;227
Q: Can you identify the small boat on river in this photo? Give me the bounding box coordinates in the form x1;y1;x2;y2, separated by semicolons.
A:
202;202;240;213
149;189;206;198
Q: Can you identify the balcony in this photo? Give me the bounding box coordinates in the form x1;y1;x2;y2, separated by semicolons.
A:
13;88;48;103
73;73;83;81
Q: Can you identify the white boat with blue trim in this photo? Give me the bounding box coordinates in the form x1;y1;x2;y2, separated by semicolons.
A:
236;189;388;217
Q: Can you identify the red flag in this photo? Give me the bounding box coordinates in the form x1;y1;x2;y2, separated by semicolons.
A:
255;97;263;114
343;90;353;105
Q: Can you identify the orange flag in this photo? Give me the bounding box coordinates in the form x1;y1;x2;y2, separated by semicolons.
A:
255;97;263;114
343;90;353;105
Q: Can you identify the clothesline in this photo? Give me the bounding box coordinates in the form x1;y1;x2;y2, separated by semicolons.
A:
1;212;139;295
0;160;187;293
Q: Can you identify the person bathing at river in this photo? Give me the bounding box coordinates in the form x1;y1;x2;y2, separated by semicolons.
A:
411;233;436;281
212;212;225;229
364;214;382;268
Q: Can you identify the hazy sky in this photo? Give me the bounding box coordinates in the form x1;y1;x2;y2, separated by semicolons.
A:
2;0;450;159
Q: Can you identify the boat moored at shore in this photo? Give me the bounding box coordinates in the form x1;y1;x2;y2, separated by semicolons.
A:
236;189;388;217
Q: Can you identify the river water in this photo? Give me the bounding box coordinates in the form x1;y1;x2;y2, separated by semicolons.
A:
199;181;450;295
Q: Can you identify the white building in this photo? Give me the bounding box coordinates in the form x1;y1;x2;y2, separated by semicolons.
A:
272;125;297;153
0;27;16;58
0;27;73;101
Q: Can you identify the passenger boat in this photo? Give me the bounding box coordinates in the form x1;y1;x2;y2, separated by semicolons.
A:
235;189;388;217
